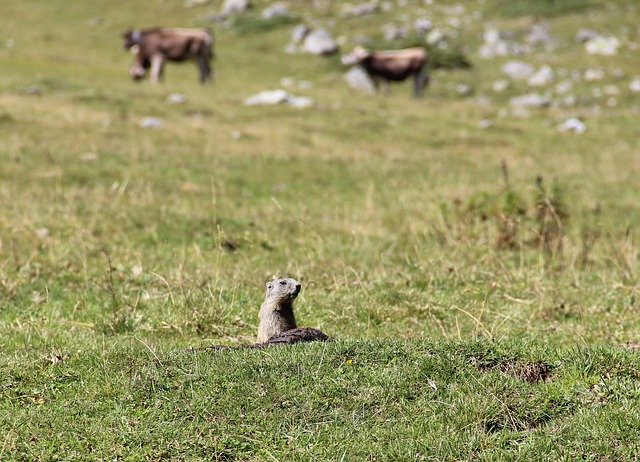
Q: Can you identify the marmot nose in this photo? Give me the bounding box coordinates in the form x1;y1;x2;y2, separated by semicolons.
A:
293;284;301;294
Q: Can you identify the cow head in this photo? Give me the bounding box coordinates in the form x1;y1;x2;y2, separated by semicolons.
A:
341;46;371;66
122;29;142;50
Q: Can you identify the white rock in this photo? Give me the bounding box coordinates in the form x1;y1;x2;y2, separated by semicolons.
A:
244;89;313;108
301;29;338;55
526;23;554;46
629;77;640;93
510;93;550;108
502;61;534;80
166;93;187;104
221;0;251;15
479;119;493;129
291;24;310;44
555;80;573;95
607;97;617;107
262;2;290;18
575;28;598;43
603;85;619;96
492;80;509;92
426;29;445;45
585;36;620;56
139;117;164;129
383;23;408;42
528;65;554;87
344;67;376;94
558;118;586;134
342;1;379;18
36;228;50;239
456;83;473;96
414;18;433;36
584;68;605;81
231;130;242;140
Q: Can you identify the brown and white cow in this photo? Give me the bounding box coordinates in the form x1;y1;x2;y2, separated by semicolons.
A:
342;46;430;98
122;28;214;84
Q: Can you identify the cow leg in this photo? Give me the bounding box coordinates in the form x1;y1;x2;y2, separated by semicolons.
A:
413;67;430;98
196;55;212;84
149;54;165;84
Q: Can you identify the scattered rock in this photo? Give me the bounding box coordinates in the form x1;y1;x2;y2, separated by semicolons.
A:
607;97;617;107
86;17;104;26
344;66;376;93
526;22;554;47
555;80;573;95
585;35;620;56
629;77;640;93
291;24;310;44
502;60;534;80
584;68;605;81
426;28;445;45
6;39;15;48
558;117;586;134
479;119;493;129
36;228;50;240
528;65;554;87
456;83;473;96
414;18;433;37
166;93;187;104
492;80;509;92
221;0;251;15
81;152;99;161
231;130;242;140
603;85;619;96
244;89;313;108
510;93;550;108
342;1;379;18
262;2;290;19
26;85;42;95
575;28;598;43
139;117;164;129
383;23;408;42
301;29;338;55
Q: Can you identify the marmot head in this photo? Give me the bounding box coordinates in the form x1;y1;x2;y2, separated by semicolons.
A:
265;277;301;303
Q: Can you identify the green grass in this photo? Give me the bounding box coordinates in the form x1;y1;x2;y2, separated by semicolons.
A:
1;0;640;459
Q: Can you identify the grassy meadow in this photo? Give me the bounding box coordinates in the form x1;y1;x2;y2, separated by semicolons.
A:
1;0;640;459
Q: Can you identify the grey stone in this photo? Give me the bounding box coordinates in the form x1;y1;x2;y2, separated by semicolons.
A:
221;0;251;15
584;68;604;81
456;83;473;96
244;89;313;108
426;28;445;45
491;80;509;92
291;24;310;44
585;36;620;56
414;18;433;37
344;66;376;93
262;2;290;19
575;28;598;43
383;23;408;42
342;2;379;18
527;65;554;87
526;22;554;47
166;93;187;104
555;80;573;95
301;29;338;55
139;117;164;129
558;118;586;134
502;61;534;80
629;77;640;93
510;93;551;108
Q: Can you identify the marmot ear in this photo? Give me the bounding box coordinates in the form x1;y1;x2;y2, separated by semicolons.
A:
266;282;272;289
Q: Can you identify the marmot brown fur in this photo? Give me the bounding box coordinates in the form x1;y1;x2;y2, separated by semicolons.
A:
257;277;329;345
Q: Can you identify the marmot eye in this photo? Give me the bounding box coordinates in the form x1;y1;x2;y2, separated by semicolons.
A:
279;280;287;285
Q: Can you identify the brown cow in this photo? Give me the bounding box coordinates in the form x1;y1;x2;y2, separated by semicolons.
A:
342;46;430;98
122;28;214;84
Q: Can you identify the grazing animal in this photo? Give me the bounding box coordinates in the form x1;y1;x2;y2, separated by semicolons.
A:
257;277;329;345
122;27;214;84
342;46;430;98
